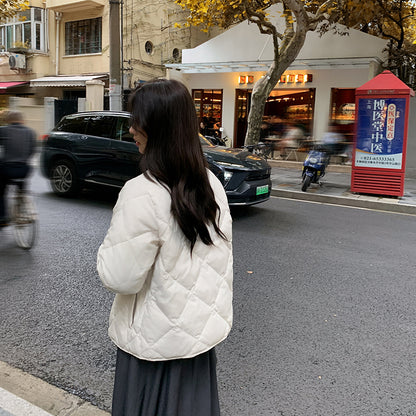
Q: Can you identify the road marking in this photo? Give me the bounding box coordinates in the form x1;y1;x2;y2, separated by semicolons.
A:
270;195;416;216
0;388;53;416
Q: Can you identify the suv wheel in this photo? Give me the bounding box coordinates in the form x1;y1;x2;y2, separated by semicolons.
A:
50;160;79;197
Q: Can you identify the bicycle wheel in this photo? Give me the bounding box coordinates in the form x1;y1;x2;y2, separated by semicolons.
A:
13;194;37;250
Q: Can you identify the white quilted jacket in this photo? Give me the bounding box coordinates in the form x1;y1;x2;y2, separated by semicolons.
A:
97;170;233;361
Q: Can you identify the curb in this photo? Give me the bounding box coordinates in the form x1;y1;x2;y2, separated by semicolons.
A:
271;188;416;215
0;361;110;416
267;159;352;173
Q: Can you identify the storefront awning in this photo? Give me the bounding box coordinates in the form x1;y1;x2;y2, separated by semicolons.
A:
29;75;108;88
0;81;29;90
166;57;382;74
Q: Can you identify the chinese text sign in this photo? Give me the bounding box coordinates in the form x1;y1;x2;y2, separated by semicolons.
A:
355;98;406;169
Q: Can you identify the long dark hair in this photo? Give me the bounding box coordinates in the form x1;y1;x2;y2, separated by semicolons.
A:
129;78;225;251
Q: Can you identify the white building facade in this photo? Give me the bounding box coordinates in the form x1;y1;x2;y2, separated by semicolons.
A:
166;11;389;149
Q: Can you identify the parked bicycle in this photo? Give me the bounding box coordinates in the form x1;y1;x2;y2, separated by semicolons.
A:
4;179;37;249
243;141;274;160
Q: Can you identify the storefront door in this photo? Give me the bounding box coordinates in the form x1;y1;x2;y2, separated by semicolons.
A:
235;89;251;148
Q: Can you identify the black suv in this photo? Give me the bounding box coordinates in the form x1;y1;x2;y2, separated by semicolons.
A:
40;111;272;206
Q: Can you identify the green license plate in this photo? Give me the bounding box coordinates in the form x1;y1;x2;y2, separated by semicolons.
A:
256;185;269;195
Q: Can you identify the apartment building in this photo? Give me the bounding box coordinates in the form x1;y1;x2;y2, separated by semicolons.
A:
0;0;109;116
0;0;217;118
121;0;217;88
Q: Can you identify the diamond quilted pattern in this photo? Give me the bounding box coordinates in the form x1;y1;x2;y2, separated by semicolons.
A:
99;170;233;361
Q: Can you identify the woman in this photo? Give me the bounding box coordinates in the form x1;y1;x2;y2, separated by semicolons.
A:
97;78;233;416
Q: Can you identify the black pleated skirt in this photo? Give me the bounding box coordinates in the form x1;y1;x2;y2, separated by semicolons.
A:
112;348;221;416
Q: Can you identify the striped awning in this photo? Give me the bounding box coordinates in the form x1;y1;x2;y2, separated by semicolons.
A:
30;75;107;87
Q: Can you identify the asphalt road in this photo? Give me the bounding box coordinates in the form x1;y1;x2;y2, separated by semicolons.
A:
1;171;416;415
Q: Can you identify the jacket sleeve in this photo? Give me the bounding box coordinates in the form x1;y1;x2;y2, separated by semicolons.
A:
97;186;161;295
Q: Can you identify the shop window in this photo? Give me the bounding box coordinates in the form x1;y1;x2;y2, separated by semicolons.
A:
192;89;223;138
264;89;314;137
234;88;315;150
263;89;314;139
0;7;47;52
65;18;102;55
330;88;355;141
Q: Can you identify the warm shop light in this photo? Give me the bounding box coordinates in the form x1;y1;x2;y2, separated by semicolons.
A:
279;73;313;83
304;74;313;82
239;75;254;84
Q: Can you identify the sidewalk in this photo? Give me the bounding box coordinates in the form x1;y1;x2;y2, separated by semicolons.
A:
0;361;110;416
269;159;416;215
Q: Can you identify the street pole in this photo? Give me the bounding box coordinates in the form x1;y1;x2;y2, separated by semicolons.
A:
109;0;121;110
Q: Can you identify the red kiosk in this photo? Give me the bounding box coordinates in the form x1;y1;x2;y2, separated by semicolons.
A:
351;70;414;197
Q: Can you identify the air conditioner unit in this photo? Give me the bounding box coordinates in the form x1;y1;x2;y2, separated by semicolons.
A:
9;53;26;70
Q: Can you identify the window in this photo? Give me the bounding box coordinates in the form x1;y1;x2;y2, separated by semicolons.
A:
145;41;153;55
54;115;88;134
193;89;223;137
172;48;180;61
0;7;47;52
330;88;355;141
65;18;102;55
114;117;134;142
85;116;115;139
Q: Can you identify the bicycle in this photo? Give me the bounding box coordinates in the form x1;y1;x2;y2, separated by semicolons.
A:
243;141;274;160
6;179;37;250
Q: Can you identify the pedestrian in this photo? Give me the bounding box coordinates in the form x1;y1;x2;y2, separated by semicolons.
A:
97;78;233;416
0;110;36;227
278;121;304;158
320;122;345;155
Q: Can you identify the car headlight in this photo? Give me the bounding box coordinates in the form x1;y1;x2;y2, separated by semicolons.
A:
223;170;233;185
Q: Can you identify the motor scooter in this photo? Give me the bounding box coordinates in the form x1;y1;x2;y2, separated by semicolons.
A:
301;146;331;192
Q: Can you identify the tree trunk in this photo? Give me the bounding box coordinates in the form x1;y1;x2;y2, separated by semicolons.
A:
243;1;309;146
243;39;306;146
245;63;281;145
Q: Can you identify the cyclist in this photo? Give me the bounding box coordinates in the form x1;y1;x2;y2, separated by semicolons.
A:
0;110;36;227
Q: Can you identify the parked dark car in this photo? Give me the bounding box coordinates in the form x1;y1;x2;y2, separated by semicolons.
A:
40;111;272;206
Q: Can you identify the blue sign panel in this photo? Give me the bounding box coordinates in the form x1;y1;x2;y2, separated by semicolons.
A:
355;97;406;169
